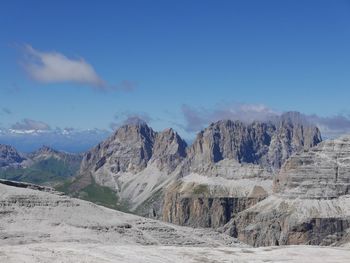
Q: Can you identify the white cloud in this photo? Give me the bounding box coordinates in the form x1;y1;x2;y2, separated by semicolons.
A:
22;45;105;88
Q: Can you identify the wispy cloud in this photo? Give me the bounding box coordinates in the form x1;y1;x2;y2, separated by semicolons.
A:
180;103;350;138
113;80;137;92
307;114;350;138
11;118;51;131
21;45;106;89
1;108;12;115
110;111;152;130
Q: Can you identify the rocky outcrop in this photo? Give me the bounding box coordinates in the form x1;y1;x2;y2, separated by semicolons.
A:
224;135;350;246
162;160;272;227
163;194;264;228
0;144;26;168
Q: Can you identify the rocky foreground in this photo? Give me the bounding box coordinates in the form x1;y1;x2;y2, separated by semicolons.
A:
0;180;349;262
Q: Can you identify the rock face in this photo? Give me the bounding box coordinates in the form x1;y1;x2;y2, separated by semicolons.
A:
162;160;272;227
224;135;350;246
268;112;322;169
274;136;350;198
0;144;26;168
150;128;187;173
185;112;322;173
80;124;156;176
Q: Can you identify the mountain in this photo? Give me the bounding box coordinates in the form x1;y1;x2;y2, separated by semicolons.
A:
185;112;322;172
223;135;350;246
0;145;82;185
66;123;187;212
1;180;349;262
65;112;321;227
0;144;27;168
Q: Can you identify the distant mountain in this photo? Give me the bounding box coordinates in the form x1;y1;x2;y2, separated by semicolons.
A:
0;144;27;168
0;128;110;153
0;144;82;186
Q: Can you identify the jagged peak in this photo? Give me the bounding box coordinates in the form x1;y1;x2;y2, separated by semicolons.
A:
35;145;59;154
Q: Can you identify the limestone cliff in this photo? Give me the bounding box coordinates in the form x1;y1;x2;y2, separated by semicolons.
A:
224;136;350;246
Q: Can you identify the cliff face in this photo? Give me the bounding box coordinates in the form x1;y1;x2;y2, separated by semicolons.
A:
162;114;321;228
224;136;350;246
185;112;322;173
161;160;272;227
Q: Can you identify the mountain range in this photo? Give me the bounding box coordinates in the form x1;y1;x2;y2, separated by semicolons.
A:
3;111;350;248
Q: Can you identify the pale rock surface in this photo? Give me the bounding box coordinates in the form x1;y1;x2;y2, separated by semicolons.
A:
1;180;349;263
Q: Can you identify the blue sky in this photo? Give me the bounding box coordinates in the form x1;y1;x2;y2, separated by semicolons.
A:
1;0;350;143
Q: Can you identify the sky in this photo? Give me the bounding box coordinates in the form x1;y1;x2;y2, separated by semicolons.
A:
1;0;350;151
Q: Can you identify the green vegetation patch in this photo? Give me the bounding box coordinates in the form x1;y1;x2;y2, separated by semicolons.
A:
0;157;79;185
55;176;130;212
192;184;210;195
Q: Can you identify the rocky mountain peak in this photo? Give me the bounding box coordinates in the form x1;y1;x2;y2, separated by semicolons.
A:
33;145;60;155
80;122;190;177
150;128;187;172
